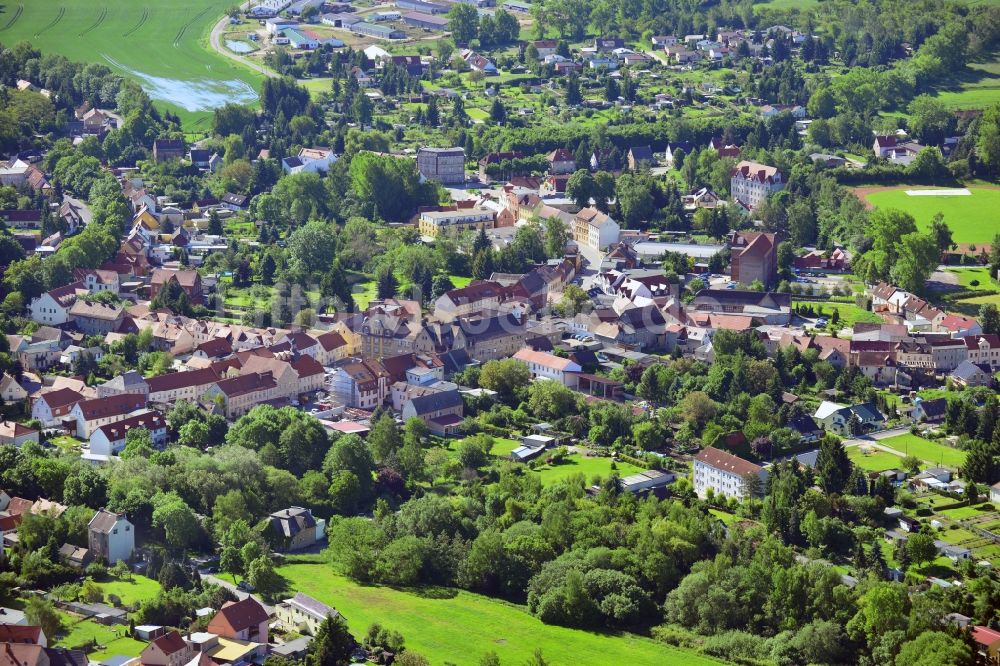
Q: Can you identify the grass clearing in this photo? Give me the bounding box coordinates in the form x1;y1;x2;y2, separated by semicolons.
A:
930;58;1000;110
1;0;263;128
861;187;1000;244
56;613;145;661
531;454;644;486
276;558;724;666
847;446;905;472
95;574;162;607
880;434;966;468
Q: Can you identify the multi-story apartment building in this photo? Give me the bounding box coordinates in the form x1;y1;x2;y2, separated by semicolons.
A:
730;160;783;209
416;147;466;184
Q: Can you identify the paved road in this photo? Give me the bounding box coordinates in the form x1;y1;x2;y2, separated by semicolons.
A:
209;5;279;79
201;573;275;613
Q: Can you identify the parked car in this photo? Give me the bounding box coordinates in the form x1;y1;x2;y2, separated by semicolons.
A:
237;580;255;592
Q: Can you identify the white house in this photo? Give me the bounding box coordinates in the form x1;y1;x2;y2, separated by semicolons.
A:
275;593;339;636
693;446;767;500
69;393;146;439
87;509;135;564
29;282;82;326
813;401;885;436
89;410;167;456
31;388;84;427
282;147;338;175
512;348;581;388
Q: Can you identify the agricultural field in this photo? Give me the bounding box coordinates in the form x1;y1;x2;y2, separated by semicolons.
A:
859;186;1000;244
277;558;726;666
880;433;967;468
0;0;262;128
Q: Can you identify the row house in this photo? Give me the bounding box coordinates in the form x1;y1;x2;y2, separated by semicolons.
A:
147;367;222;404
97;371;150;399
965;334;1000;369
31;388;84;427
930;337;968;372
7;334;64;371
314;331;349;365
359;303;446;360
74;268;121;295
204;371;280;419
70;393;147;439
89;410;168;456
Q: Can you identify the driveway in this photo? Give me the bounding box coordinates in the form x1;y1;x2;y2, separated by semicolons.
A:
201;573;275;613
209;4;279;79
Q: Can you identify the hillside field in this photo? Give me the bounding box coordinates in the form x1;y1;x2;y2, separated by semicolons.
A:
277;558;727;665
859;186;1000;244
0;0;262;127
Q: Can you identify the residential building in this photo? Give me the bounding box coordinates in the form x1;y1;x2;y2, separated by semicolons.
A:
729;231;779;286
451;313;527;361
951;360;993;388
147;367;220;404
150;269;204;306
0;421;39;447
401;389;464;436
691;289;791;325
139;631;193;666
31;388;83;427
574;207;620;251
152;139;185;163
730;160;784;209
87;509;135;564
329;360;390;409
416;147;465;184
70;393;146;439
68;300;125;335
207;598;269;645
89;410;167;456
434;282;508;322
0;374;27;403
29;282;83;326
204;372;279;418
269;506;318;551
418;208;494;237
281;147;338;175
275;593;339;636
693;446;768;500
964;334;1000;369
813;401;885;435
627;145;654;170
513;348;582;388
546;148;575;174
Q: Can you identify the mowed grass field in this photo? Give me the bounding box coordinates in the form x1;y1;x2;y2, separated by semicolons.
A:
861;187;1000;244
881;433;967;468
277;559;726;665
0;0;262;128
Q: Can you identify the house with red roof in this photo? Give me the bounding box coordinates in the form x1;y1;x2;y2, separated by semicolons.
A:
207;598;269;645
730;160;783;209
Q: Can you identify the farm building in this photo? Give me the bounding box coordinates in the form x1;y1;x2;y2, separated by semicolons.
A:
283;28;319;49
396;0;450;13
374;10;402;20
503;0;531;11
350;21;406;39
402;11;448;30
322;14;362;28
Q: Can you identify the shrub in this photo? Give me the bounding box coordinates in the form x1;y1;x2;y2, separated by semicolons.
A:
702;631;768;663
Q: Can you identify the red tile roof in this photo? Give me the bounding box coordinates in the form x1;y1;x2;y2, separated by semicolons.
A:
694;446;762;476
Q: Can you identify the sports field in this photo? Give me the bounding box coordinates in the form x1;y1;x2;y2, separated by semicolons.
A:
860;186;1000;244
0;0;262;127
277;558;726;665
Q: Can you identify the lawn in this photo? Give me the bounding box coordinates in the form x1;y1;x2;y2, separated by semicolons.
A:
801;301;882;328
56;613;145;661
531;454;644;486
276;559;725;666
352;280;378;310
936;503;998;521
0;0;262;128
48;435;83;452
880;434;966;468
861;187;1000;244
95;574;162;607
488;437;522;456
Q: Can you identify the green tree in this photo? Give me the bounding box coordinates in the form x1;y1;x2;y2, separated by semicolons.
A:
816;437;852;494
376;265;398;299
905;531;938;567
981;303;1000;335
24;597;62;640
208;209;224;236
895;631;972;666
978;104;1000;177
478;358;531;402
248;556;281;598
447;3;480;43
308;615;356;666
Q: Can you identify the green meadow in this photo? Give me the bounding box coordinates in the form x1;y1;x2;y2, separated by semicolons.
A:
277;558;727;666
